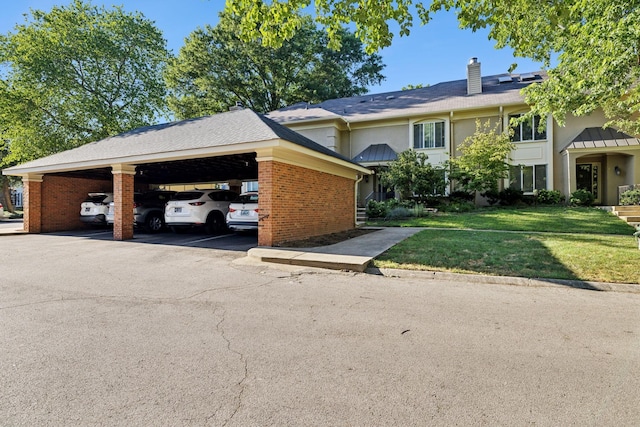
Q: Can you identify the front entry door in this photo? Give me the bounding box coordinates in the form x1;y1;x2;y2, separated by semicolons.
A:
576;162;601;204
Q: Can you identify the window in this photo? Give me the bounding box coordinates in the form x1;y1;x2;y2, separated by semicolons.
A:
509;164;547;192
414;121;446;149
509;114;547;142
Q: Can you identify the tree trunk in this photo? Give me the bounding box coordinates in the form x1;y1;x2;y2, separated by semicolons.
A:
0;176;15;213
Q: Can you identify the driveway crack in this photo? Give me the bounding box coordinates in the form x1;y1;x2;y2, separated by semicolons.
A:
215;308;248;426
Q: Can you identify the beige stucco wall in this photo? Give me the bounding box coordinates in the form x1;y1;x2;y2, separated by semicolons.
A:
350;123;408;160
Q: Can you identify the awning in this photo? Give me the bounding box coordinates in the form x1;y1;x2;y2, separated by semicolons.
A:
352;144;397;165
561;127;640;153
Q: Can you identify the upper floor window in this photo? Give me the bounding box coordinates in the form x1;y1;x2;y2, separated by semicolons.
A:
509;114;547;142
414;121;445;149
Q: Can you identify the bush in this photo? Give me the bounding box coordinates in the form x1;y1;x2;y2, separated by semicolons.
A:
620;189;640;206
570;189;595;206
536;189;565;205
483;189;500;206
439;201;476;213
448;191;474;202
386;207;413;220
366;200;388;218
498;188;524;206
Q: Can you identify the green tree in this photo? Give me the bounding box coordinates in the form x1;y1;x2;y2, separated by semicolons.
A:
380;149;445;201
164;12;384;118
0;0;169;164
225;0;640;134
401;83;428;90
448;119;515;199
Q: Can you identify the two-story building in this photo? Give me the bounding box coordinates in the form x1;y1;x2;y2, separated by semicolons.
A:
267;58;640;206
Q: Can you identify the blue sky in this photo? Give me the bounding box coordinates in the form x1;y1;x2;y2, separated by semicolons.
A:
1;1;547;94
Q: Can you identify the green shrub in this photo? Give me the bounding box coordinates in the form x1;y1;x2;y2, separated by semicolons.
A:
439;201;476;213
536;189;565;205
449;191;474;202
620;189;640;206
570;189;595;206
498;188;524;206
483;189;500;206
386;207;413;220
366;200;388;218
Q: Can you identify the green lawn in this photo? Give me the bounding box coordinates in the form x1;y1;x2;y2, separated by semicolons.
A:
368;206;634;235
370;207;640;284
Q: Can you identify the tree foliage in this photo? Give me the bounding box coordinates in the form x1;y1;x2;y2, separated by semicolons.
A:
380;149;445;201
164;12;384;118
448;119;515;197
0;0;169;164
225;0;640;134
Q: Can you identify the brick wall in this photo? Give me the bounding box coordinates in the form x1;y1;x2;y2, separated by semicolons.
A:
258;161;355;246
41;175;112;232
113;172;134;240
23;179;42;233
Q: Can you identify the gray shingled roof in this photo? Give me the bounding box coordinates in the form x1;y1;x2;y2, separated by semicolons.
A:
352;144;397;163
267;72;546;124
4;109;362;174
562;127;640;152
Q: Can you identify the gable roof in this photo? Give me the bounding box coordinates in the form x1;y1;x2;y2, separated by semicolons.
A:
4;109;364;176
267;72;546;125
562;127;640;152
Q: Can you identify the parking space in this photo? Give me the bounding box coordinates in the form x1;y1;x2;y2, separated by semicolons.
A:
43;228;258;251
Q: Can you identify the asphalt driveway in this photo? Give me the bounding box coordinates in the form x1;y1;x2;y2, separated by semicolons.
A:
1;233;639;425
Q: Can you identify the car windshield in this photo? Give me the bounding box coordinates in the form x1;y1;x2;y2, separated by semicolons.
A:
172;191;203;201
235;194;258;203
208;191;236;201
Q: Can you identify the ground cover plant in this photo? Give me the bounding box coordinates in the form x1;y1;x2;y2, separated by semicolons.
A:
369;207;639;284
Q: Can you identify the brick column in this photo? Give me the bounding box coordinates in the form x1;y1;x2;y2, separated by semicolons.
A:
22;174;44;233
257;161;273;246
112;164;136;241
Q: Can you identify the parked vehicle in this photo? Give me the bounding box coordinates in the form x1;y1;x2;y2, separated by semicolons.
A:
226;192;259;232
106;190;176;233
80;193;113;225
0;202;4;219
164;189;237;234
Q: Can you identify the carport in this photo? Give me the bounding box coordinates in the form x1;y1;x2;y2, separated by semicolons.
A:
3;109;370;246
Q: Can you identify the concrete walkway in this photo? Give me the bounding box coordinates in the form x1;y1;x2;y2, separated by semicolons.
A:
248;227;423;272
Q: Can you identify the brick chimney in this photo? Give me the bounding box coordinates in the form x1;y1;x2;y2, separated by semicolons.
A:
467;57;482;95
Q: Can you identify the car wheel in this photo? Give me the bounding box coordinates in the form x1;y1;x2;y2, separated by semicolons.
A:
145;213;164;233
205;212;224;235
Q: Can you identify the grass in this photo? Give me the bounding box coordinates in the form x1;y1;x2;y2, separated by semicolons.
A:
369;207;640;284
368;206;634;235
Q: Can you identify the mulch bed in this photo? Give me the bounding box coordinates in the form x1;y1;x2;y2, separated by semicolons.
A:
276;228;376;248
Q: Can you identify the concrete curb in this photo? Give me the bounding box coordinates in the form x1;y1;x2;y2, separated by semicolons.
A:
247;248;371;272
367;267;640;294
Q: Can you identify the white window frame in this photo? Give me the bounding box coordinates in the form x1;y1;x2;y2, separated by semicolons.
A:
509;113;547;142
509;164;548;193
413;120;446;149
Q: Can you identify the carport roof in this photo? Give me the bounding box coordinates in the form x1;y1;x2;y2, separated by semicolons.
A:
4;109;366;176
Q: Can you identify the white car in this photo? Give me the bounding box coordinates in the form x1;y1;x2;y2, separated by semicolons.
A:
226;192;259;232
0;201;4;219
80;193;113;225
165;189;237;234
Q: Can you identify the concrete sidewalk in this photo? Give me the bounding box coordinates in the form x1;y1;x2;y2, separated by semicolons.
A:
248;227;422;272
0;219;25;235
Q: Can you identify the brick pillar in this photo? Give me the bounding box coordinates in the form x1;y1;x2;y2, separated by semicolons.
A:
257;161;273;246
22;174;44;233
112;164;136;241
